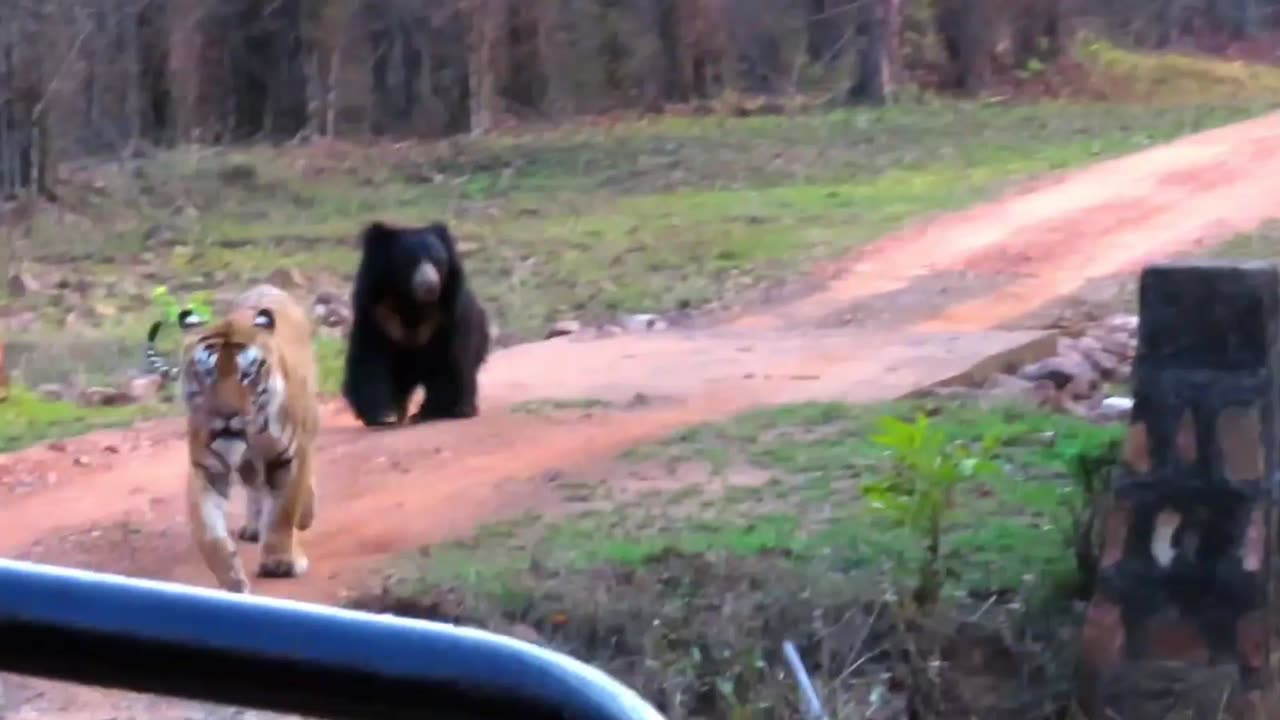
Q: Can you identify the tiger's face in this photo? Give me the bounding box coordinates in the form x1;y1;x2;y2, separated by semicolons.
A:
181;309;284;458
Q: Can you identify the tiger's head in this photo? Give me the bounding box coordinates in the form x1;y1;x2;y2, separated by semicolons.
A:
179;306;286;447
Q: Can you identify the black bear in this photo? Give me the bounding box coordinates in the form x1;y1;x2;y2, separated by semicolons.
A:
342;220;490;427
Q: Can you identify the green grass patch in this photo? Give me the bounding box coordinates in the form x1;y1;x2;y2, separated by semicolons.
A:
393;399;1118;604
358;399;1122;718
1079;35;1280;104
7;43;1280;453
0;386;168;453
17;97;1280;349
1205;219;1280;263
510;397;615;415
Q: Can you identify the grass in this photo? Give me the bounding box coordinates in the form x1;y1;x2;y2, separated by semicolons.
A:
1079;35;1280;103
1205;219;1280;263
0;385;168;453
4;39;1280;452
355;399;1125;719
1016;218;1280;331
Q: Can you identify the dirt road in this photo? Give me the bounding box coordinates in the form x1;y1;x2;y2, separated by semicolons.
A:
4;109;1280;717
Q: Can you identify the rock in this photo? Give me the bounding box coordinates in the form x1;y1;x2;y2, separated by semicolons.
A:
78;386;135;408
311;296;351;329
979;373;1038;403
505;623;545;646
143;223;179;247
3;311;38;332
123;374;164;404
267;267;307;291
545;320;581;339
620;313;668;332
1094;330;1137;361
1094;396;1135;423
1072;335;1124;379
6;269;36;298
1017;354;1100;399
73;455;91;467
1102;313;1139;335
313;289;344;305
35;383;68;402
917;385;982;400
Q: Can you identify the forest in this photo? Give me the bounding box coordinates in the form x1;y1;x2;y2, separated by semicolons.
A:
0;0;1274;198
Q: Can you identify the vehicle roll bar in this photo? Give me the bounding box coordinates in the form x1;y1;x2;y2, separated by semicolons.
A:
0;558;665;720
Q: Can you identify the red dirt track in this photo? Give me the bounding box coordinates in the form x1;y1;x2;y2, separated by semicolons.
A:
4;110;1280;717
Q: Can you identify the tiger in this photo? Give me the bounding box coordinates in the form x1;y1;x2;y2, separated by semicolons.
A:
146;284;320;594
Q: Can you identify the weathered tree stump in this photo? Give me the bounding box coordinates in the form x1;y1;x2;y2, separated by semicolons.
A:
1076;260;1280;719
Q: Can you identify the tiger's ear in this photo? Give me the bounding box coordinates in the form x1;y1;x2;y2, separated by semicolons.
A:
177;308;206;330
253;308;276;331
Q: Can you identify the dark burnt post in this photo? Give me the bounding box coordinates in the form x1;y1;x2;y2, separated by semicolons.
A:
1077;260;1280;719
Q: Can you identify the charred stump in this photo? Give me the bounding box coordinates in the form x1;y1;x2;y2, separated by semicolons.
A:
1076;260;1280;719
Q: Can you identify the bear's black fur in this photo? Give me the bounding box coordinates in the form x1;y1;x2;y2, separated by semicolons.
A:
342;220;490;427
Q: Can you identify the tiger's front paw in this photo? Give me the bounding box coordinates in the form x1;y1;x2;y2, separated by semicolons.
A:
257;552;309;579
221;571;251;594
236;525;260;543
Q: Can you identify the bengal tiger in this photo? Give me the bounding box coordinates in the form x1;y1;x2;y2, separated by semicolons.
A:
146;284;320;594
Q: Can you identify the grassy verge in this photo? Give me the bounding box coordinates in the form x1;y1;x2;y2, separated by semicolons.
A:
24;99;1273;345
0;386;170;453
1206;220;1280;263
352;399;1123;719
1079;35;1280;103
4;41;1280;452
1012;219;1280;333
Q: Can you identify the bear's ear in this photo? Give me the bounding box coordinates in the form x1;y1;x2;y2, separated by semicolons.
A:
359;221;395;248
426;222;457;256
253;308;276;331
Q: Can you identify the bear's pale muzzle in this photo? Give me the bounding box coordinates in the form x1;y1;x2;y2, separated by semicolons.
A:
411;262;441;302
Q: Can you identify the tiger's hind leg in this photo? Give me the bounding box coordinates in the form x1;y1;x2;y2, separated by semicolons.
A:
187;466;251;593
257;448;313;579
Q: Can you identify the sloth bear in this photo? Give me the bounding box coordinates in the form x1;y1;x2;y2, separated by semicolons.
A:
342;220;490;427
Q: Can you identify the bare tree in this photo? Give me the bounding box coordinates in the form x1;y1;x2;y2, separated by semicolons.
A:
849;0;902;104
1012;0;1068;69
936;0;998;94
468;0;508;135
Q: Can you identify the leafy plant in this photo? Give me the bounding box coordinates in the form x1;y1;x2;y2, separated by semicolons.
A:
1050;423;1124;599
862;412;1002;609
150;285;213;325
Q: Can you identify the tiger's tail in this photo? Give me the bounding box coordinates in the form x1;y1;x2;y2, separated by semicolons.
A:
145;320;181;381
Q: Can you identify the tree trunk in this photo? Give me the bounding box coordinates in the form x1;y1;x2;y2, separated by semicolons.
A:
468;0;508;135
936;0;996;94
124;0;143;147
1215;0;1259;38
0;3;49;199
805;0;845;66
1012;0;1067;69
849;0;901;104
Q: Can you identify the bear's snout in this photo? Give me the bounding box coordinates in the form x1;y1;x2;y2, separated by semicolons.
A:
411;262;441;302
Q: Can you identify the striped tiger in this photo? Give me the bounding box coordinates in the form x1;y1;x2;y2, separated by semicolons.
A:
147;284;320;594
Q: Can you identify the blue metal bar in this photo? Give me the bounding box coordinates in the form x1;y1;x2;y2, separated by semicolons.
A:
0;558;665;720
